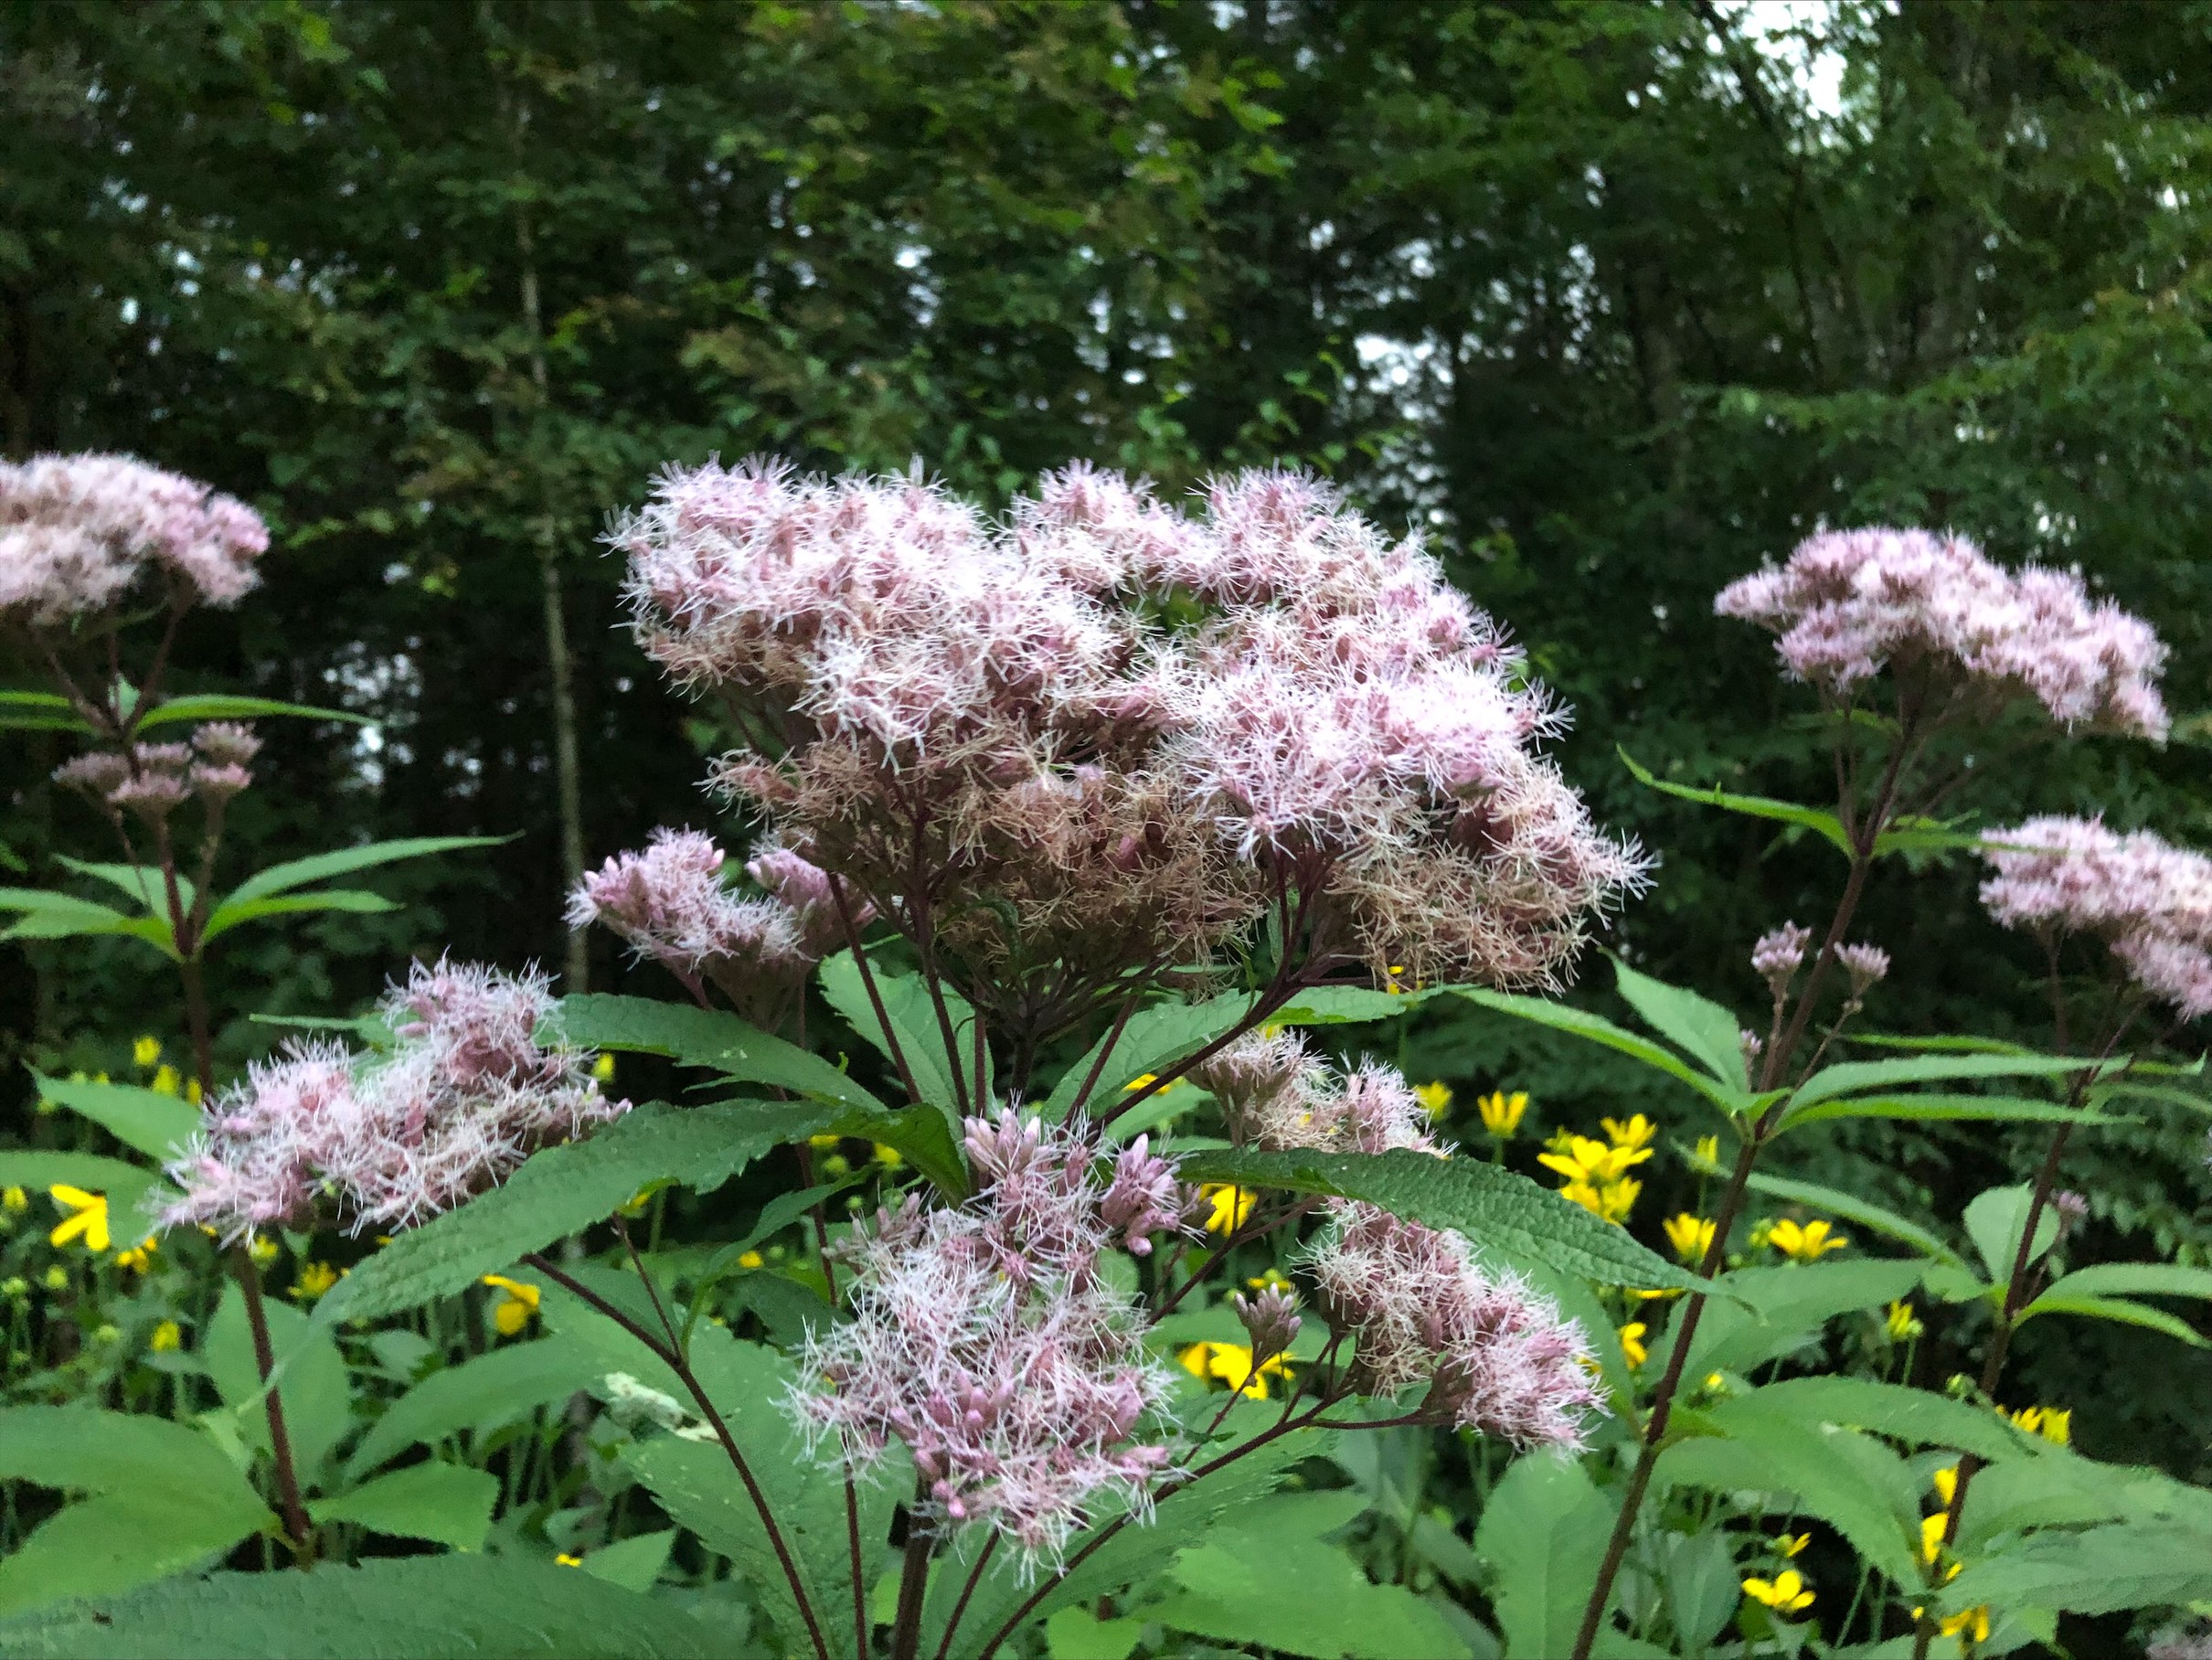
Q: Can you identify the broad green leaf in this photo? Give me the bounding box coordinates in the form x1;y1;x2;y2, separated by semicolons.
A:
1617;748;1853;855
1175;1146;1694;1291
0;1555;726;1657
1659;1529;1739;1655
218;835;505;910
0;1404;263;1499
346;1335;601;1481
1941;1522;2212;1617
30;1071;199;1161
1150;1492;1465;1659
557;993;887;1115
1723;1378;2032;1463
0;1152;162;1228
1741;1172;1965;1270
1962;1185;2059;1287
1656;1405;1919;1586
198;889;399;945
1611;958;1748;1089
205;1283;354;1484
2027;1261;2212;1307
137;693;373;729
1046;993;1255;1121
2015;1293;2207;1346
820;1101;968;1200
309;1461;496;1550
50;857;191;917
1789;1053;2100;1110
324;1100;835;1321
1673;1260;1922;1379
1955;1456;2126;1551
1452;987;1751;1118
817;949;986;1112
1474;1449;1619;1658
1277;985;1436;1024
577;1529;676;1592
1781;1091;2128;1133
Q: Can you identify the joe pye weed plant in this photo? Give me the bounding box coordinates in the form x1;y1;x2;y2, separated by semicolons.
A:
0;453;2207;1659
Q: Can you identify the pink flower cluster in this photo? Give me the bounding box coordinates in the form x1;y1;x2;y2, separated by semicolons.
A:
53;722;262;824
613;461;1642;1020
1716;527;2167;738
161;960;627;1239
791;1112;1190;1565
1196;1032;1601;1446
1981;815;2212;1019
0;452;268;625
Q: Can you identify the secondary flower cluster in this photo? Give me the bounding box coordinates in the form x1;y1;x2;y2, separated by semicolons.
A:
1196;1032;1601;1447
161;960;626;1240
1716;527;2167;738
613;461;1643;1033
565;829;866;1018
0;452;268;626
790;1111;1192;1566
52;723;261;825
1980;815;2212;1020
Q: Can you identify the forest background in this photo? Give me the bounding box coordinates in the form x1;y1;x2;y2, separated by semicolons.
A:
3;0;2208;1494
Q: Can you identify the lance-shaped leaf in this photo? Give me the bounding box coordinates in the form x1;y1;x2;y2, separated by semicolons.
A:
211;835;505;914
30;1072;199;1161
1451;986;1755;1118
1174;1146;1695;1291
557;993;887;1114
2015;1293;2207;1346
307;1462;498;1552
50;857;192;918
1789;1052;2107;1111
136;693;374;729
1780;1091;2131;1133
1475;1451;1621;1659
346;1334;603;1481
1611;956;1749;1089
0;889;176;957
197;890;399;946
1045;992;1256;1121
1940;1522;2212;1619
818;949;987;1112
1619;748;1854;854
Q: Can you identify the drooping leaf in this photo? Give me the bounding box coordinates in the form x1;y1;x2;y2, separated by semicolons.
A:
1961;1185;2060;1288
29;1071;199;1161
1452;987;1751;1118
1474;1449;1620;1659
0;889;176;956
1779;1091;2128;1133
1739;1172;1965;1270
2026;1261;2212;1308
136;693;374;729
49;857;192;917
2015;1293;2207;1346
1611;958;1749;1089
1720;1378;2034;1463
1788;1053;2101;1111
308;1461;497;1551
345;1335;601;1481
0;1555;726;1657
215;835;505;910
557;994;887;1114
1175;1145;1694;1290
197;889;400;946
1617;748;1854;855
324;1100;835;1321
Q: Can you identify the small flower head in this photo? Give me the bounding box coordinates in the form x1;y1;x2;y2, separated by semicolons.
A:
1476;1090;1528;1136
291;1261;340;1302
1886;1298;1925;1341
149;1319;182;1352
1228;1281;1302;1360
1178;1340;1291;1400
1600;1113;1655;1152
1768;1218;1849;1261
482;1273;541;1336
133;1036;162;1069
1741;1570;1815;1616
1836;942;1890;997
1198;1183;1258;1236
1663;1212;1716;1264
1751;921;1812;998
1411;1080;1452;1120
48;1186;110;1252
1616;1321;1648;1367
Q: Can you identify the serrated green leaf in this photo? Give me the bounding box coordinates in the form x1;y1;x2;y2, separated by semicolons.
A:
205;1283;353;1485
557;993;887;1114
1277;985;1434;1024
2028;1261;2212;1306
1611;958;1749;1089
1451;987;1749;1118
346;1335;601;1481
309;1461;496;1550
0;1555;726;1657
817;948;984;1113
1672;1260;1922;1378
1175;1145;1693;1290
198;889;400;945
218;835;505;910
1740;1171;1964;1270
576;1529;675;1592
324;1100;835;1322
1475;1450;1619;1658
29;1071;199;1161
1722;1378;2034;1463
1045;993;1255;1122
1781;1091;2128;1133
1954;1456;2128;1552
136;694;373;729
1789;1053;2100;1110
1941;1522;2212;1617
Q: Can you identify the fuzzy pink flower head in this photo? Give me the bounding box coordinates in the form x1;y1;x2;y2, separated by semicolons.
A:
0;452;268;625
1097;1133;1195;1257
192;721;261;769
745;841;872;957
1228;1282;1302;1359
1751;921;1812;997
1716;527;2168;738
1835;942;1890;996
568;828;810;985
157;1042;357;1240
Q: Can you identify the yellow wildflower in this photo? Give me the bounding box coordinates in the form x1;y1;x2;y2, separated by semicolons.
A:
1887;1299;1925;1340
482;1273;542;1335
1663;1212;1716;1263
1537;1134;1653;1187
1741;1570;1813;1615
1617;1322;1648;1367
871;1142;904;1168
2007;1404;2069;1445
1774;1532;1810;1558
1768;1218;1848;1261
1940;1606;1991;1645
1177;1341;1290;1400
292;1261;341;1302
249;1234;280;1269
1246;1267;1293;1293
1601;1114;1656;1152
591;1052;616;1082
807;1133;843;1151
48;1186;110;1252
1122;1072;1181;1095
113;1235;159;1273
2;1186;25;1213
1692;1134;1721;1169
1383;964;1421;995
149;1319;182;1352
133;1036;162;1069
556;1553;583;1568
1920;1512;1951;1567
1199;1183;1257;1234
1931;1464;1958;1506
737;1250;764;1271
1477;1091;1529;1136
1559;1176;1639;1224
1411;1081;1452;1121
150;1063;182;1098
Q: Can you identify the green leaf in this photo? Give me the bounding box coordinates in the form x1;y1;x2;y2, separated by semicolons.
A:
1617;749;1853;855
1045;993;1255;1121
0;1152;162;1228
217;835;505;910
0;1555;728;1657
1722;1378;2033;1463
345;1335;601;1481
1277;985;1434;1024
1781;1091;2128;1133
1962;1185;2060;1287
557;994;888;1115
0;888;177;956
576;1529;675;1592
2027;1261;2212;1307
2015;1293;2207;1346
136;694;373;729
1673;1260;1922;1378
1474;1450;1620;1659
309;1461;497;1551
1659;1529;1740;1655
0;1407;274;1615
29;1071;199;1161
1452;987;1750;1118
50;857;191;917
205;1283;354;1485
1789;1053;2099;1110
816;1100;969;1200
1941;1522;2212;1617
197;889;400;945
1611;958;1749;1089
817;949;986;1112
1175;1146;1694;1290
1740;1172;1965;1270
1953;1455;2127;1551
324;1100;835;1321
